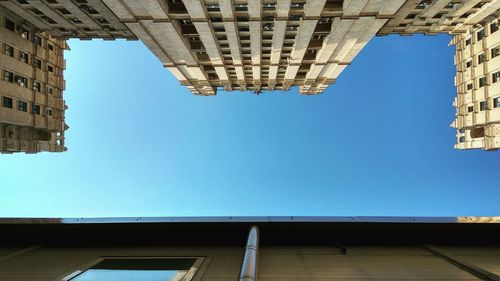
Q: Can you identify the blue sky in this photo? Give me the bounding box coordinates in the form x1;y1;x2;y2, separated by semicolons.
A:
0;34;499;217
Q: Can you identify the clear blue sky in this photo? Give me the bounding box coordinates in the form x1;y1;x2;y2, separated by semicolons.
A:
0;34;499;218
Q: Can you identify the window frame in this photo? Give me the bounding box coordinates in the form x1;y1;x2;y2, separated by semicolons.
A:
59;256;206;281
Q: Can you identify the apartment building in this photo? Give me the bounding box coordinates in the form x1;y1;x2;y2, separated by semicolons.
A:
0;216;499;280
0;7;67;153
452;16;500;150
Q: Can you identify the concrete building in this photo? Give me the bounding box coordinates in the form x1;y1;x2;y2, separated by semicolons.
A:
0;216;499;280
1;0;500;151
0;7;67;153
451;16;500;150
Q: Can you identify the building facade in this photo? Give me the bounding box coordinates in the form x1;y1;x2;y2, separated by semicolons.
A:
0;216;499;281
1;0;500;151
451;16;500;150
0;7;67;153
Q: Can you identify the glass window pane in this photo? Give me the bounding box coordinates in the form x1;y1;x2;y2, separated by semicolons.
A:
70;258;196;281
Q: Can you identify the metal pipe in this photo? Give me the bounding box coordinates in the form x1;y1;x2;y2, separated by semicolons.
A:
239;225;259;281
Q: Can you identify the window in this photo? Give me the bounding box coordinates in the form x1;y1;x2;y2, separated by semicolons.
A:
494;97;500;108
19;28;29;39
468;106;474;113
15;75;28;87
5;18;15;31
467;83;473;90
33;35;42;46
20;51;29;63
68;258;202;281
2;96;13;108
46;108;52;116
4;44;14;57
46;86;53;95
56;7;71;14
263;2;276;9
491;21;499;34
480;101;489;111
33;81;41;92
71;18;83;24
97;18;109;24
291;2;305;9
206;4;220;12
493;71;500;83
479;76;487;87
465;38;471;46
492;46;500;58
3;70;13;83
478;53;486;64
32;104;40;115
34;58;42;69
18;100;27;112
459;136;465;143
80;5;99;14
466;60;472;68
47;65;54;72
477;29;484;41
235;3;248;11
48;43;54;51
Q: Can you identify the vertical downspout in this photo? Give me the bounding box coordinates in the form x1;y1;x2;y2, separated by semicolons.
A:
238;225;259;281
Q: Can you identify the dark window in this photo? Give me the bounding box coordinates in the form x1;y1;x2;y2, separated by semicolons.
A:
263;23;274;31
68;258;198;281
30;8;44;15
465;38;471;46
20;51;29;63
47;65;54;72
17;0;29;4
33;35;42;46
466;60;472;68
467;83;473;90
291;2;305;9
206;4;220;12
71;18;83;24
478;53;486;64
477;29;484;41
493;71;500;83
48;43;54;51
80;5;99;14
32;104;40;114
19;28;29;40
46;0;58;3
97;18;109;24
492;46;500;58
468;106;474;113
459;136;465;143
15;75;28;87
46;86;53;95
2;96;13;108
56;8;71;14
33;81;41;92
491;21;499;34
479;77;487;87
480;101;489;111
34;58;42;69
263;3;276;10
5;18;15;31
42;16;57;24
3;70;13;83
494;97;500;108
235;3;248;11
46;108;52;116
4;44;14;57
18;100;27;112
